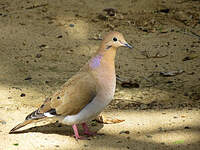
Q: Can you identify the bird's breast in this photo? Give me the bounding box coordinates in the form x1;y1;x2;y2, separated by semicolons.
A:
95;68;116;104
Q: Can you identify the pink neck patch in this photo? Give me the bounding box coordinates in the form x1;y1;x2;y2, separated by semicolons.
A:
89;54;103;69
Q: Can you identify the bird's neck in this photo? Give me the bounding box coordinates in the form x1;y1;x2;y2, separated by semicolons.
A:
89;47;116;87
100;47;116;64
89;47;116;70
88;47;117;96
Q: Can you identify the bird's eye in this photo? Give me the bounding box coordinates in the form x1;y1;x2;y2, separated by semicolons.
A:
113;37;118;42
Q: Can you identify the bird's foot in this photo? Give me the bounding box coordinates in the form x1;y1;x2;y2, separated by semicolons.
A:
72;124;87;140
82;122;96;136
73;135;87;140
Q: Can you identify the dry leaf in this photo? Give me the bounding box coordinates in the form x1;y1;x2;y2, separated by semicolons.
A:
94;115;125;124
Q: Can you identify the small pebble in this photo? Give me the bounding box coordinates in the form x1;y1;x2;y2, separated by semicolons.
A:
25;77;32;80
103;8;117;16
20;93;26;97
69;24;75;27
13;143;19;146
121;82;139;88
0;120;6;125
36;54;42;58
146;135;152;138
39;44;48;48
119;130;130;134
57;35;63;38
159;8;170;13
184;126;191;129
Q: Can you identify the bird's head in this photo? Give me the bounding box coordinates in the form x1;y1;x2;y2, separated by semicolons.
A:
102;31;132;50
89;31;132;69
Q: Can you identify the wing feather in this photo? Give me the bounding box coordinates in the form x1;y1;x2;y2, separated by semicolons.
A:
39;71;97;116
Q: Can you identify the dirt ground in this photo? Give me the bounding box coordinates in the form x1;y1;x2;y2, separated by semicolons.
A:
0;0;200;150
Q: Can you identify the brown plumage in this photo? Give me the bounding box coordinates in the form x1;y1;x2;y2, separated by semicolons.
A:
9;31;132;139
10;71;96;133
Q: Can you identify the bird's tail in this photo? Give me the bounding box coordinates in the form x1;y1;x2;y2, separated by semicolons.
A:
9;109;46;133
9;120;33;133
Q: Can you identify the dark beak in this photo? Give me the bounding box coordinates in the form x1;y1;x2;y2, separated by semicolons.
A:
124;43;133;49
120;40;133;49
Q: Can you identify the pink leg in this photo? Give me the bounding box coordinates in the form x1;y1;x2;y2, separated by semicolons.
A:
72;124;85;140
81;122;96;136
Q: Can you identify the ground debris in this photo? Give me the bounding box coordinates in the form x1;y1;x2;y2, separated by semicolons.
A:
157;8;170;13
24;77;32;80
20;93;26;97
26;3;48;9
12;87;22;91
121;81;140;88
184;126;191;129
39;44;48;49
88;34;102;40
13;143;19;146
160;70;184;77
103;8;117;17
116;75;140;88
146;135;153;138
36;53;42;58
182;55;198;61
119;130;130;134
0;119;6;125
109;98;199;110
94;115;125;124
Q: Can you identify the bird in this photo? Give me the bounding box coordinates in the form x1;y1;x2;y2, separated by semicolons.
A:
9;31;132;140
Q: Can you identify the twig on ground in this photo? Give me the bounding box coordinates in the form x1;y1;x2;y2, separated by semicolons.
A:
26;3;48;9
178;28;200;39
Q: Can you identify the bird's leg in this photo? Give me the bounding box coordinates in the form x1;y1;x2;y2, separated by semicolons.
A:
72;124;85;140
81;122;96;136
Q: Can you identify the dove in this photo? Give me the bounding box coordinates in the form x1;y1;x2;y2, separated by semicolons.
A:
9;31;132;140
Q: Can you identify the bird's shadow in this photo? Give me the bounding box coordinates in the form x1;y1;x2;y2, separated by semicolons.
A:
10;121;104;137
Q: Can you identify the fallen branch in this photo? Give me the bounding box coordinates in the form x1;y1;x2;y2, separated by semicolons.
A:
160;70;184;77
26;3;48;9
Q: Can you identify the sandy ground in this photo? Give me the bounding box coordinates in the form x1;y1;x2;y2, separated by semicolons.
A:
0;0;200;149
